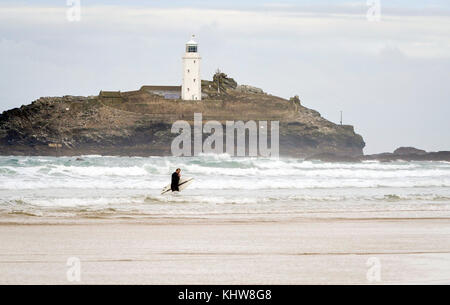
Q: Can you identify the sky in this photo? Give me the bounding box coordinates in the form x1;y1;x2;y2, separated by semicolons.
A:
0;0;449;154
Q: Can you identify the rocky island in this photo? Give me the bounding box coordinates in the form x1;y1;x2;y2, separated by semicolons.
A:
362;147;450;162
0;73;365;158
307;147;450;162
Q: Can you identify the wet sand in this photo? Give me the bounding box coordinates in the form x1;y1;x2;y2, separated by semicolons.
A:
0;217;449;284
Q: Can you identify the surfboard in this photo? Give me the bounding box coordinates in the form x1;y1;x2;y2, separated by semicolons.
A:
161;177;194;195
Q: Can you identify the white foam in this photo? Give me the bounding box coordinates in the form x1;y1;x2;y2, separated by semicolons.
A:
48;165;148;177
1;156;450;196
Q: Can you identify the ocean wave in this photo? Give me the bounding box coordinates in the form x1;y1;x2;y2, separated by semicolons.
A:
1;156;450;220
2;192;450;210
1;176;450;190
48;165;149;177
2;162;449;180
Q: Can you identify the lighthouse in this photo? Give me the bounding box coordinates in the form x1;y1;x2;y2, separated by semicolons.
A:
182;35;201;100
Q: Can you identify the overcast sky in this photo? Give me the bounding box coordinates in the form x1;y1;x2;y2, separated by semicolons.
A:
0;0;449;154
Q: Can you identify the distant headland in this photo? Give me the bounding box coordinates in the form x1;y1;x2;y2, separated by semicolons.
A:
0;71;365;158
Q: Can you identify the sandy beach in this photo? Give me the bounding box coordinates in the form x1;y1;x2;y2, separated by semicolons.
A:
1;217;449;285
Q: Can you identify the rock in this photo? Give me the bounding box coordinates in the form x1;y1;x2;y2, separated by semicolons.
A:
201;72;238;98
201;71;238;98
0;74;366;157
212;72;237;90
289;95;301;106
393;147;427;155
363;150;450;162
236;85;264;94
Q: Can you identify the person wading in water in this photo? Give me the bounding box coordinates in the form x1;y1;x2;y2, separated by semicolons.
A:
171;168;181;192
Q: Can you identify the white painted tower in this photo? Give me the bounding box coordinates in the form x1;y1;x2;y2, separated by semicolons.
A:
182;35;201;100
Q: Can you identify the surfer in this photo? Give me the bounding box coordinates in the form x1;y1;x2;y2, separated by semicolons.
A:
171;168;181;192
161;169;193;195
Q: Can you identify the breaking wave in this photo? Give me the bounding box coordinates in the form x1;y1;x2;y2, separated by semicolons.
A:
1;155;450;219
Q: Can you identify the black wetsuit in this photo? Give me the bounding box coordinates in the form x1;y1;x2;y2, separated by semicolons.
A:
171;172;180;192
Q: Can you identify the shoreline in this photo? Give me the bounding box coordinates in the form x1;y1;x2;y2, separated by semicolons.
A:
1;213;450;225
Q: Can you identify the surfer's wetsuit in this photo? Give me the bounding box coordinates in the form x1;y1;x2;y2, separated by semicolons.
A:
171;172;180;192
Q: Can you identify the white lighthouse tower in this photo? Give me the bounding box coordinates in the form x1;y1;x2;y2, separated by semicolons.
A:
182;35;201;100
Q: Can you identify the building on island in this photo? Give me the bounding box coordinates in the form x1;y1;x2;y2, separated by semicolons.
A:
140;86;181;100
181;35;201;100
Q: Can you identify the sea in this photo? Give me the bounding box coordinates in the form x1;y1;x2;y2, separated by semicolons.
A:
1;154;449;221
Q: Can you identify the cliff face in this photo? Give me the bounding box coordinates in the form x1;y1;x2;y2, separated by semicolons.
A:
0;76;365;157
